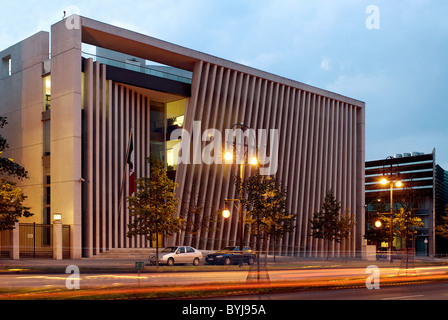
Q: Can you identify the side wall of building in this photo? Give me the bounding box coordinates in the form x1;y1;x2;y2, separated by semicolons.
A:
0;32;49;225
50;20;83;258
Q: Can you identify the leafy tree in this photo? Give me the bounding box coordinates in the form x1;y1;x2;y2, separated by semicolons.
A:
126;155;184;267
241;171;295;261
394;184;424;251
339;208;356;252
0;117;33;231
365;185;425;252
363;198;389;246
393;208;423;251
435;204;448;240
310;190;356;259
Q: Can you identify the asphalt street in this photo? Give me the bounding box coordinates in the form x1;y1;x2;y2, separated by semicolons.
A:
0;266;406;289
216;281;448;300
0;265;445;289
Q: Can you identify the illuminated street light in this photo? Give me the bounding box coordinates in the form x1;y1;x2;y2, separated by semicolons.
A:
378;156;404;262
222;209;231;219
375;220;382;228
249;156;258;166
223;122;259;268
224;152;233;161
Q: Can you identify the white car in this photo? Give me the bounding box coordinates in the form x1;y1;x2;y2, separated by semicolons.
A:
149;246;202;266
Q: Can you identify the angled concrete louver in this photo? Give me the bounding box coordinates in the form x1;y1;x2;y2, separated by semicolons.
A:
174;60;365;257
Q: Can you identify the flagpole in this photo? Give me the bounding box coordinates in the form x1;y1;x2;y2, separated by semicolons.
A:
118;126;134;214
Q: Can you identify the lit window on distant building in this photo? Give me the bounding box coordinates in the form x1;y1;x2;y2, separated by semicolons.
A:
43;75;51;110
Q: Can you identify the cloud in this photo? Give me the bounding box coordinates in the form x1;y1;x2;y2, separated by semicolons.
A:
320;58;331;71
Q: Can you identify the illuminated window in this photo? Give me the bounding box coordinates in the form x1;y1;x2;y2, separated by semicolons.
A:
43;75;51;110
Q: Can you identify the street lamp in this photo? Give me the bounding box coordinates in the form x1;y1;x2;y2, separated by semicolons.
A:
379;156;403;262
224;152;233;161
222;208;231;219
223;122;258;267
222;198;243;266
374;220;382;228
249;156;258;166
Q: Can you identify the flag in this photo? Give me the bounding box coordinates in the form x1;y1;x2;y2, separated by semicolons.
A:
127;134;135;195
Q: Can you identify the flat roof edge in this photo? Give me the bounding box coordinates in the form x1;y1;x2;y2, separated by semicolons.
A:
78;15;364;107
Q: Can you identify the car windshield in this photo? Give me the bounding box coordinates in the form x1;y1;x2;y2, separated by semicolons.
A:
219;246;241;252
162;247;178;253
219;246;251;252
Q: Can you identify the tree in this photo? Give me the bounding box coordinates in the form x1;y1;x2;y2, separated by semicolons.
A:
339;208;357;253
435;204;448;240
365;184;424;252
364;199;389;246
241;171;295;262
395;183;424;252
393;208;424;250
0;117;33;231
310;190;356;259
126;155;184;267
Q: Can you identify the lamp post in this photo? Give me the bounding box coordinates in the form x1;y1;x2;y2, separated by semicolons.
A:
223;122;257;268
379;156;403;262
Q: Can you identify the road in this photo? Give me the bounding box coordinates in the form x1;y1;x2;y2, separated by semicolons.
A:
0;267;403;289
0;265;446;289
216;281;448;300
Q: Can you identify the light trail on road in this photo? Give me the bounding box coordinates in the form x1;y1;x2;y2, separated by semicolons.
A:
1;264;448;299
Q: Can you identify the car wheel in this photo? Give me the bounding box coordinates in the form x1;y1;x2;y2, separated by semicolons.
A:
167;258;174;266
224;257;231;265
248;257;254;265
193;258;200;266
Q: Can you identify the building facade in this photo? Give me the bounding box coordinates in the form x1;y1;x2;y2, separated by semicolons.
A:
365;150;448;256
0;16;365;259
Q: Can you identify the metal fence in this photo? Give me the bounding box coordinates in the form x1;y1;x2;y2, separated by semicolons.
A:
15;223;71;259
19;223;53;258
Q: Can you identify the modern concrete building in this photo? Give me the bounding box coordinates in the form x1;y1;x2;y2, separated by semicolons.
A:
365;150;448;256
0;15;365;259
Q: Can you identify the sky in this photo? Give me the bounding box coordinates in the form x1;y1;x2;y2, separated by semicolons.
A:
1;0;447;170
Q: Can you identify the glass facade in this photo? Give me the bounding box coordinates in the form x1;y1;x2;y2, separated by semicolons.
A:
150;101;166;163
43;75;51;111
166;99;186;172
150;98;186;173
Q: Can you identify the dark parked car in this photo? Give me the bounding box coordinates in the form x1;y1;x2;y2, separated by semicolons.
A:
205;246;255;265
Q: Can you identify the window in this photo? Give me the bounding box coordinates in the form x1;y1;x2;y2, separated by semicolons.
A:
166;99;187;171
1;56;11;78
177;247;186;254
43;120;51;155
43;75;51;110
42;168;51;245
